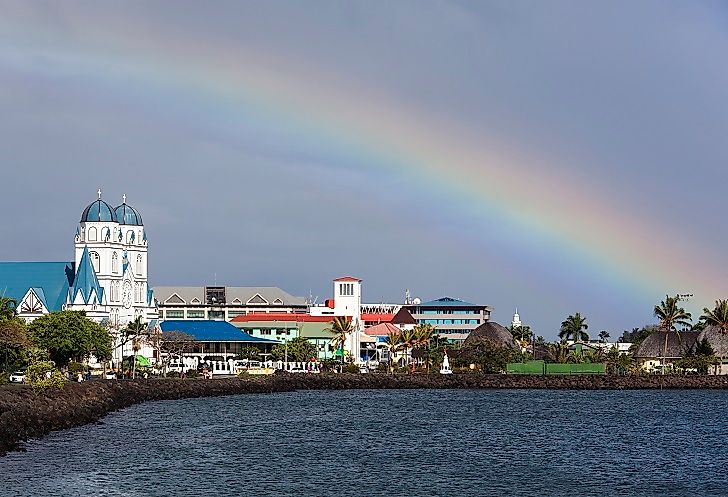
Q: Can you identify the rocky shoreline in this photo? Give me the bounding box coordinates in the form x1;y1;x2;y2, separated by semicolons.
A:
2;373;728;456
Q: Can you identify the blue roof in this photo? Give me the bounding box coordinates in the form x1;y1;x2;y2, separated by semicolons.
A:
0;262;75;311
114;203;143;226
160;320;278;343
418;296;478;307
81;199;118;223
70;246;104;304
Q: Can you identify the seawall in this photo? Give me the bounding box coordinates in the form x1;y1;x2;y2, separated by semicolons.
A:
2;373;728;456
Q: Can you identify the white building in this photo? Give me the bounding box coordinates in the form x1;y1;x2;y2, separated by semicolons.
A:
309;276;363;362
0;190;159;367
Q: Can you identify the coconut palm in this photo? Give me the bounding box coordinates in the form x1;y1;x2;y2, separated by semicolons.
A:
398;328;417;370
124;316;148;379
0;297;18;322
412;324;434;370
654;295;692;373
325;316;352;364
654;295;692;331
700;299;728;333
559;313;589;342
384;330;401;373
547;341;570;363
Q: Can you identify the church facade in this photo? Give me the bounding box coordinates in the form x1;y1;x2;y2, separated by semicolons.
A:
0;191;158;329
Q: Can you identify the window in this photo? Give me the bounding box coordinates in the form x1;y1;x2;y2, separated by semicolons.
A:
90;251;101;273
112;252;119;273
187;310;205;319
87;227;97;242
165;310;184;319
136;254;143;275
339;283;354;296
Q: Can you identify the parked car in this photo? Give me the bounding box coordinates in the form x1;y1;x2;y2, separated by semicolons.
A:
104;371;117;380
9;370;26;383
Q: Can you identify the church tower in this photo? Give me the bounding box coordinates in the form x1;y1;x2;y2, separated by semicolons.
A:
71;190;157;327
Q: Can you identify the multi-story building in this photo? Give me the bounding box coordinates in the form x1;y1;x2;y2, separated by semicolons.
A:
154;286;307;321
404;296;491;342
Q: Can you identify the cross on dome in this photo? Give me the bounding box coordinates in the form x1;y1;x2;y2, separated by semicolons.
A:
122;194;127;204
97;188;102;199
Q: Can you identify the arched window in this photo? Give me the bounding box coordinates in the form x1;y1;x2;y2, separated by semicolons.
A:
112;252;119;273
136;254;143;276
87;227;97;242
90;251;101;273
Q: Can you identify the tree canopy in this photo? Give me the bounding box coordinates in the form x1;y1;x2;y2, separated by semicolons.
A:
654;295;692;331
28;311;112;366
271;336;317;362
559;313;589;342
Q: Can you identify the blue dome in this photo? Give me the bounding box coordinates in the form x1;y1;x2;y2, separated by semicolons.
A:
114;203;143;226
80;199;118;223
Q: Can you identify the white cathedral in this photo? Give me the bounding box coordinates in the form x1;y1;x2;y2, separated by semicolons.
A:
71;190;157;326
0;190;158;362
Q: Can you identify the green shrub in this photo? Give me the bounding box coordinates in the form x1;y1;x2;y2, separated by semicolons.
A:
67;362;85;374
185;369;199;378
342;364;360;374
26;361;65;391
165;371;180;378
0;372;8;385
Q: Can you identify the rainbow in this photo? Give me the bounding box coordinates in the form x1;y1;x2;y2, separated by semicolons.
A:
2;10;724;305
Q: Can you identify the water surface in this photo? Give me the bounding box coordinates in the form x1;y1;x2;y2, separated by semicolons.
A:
1;389;726;496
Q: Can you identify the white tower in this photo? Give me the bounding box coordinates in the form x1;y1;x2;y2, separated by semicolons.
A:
72;191;157;328
511;308;522;329
333;276;362;363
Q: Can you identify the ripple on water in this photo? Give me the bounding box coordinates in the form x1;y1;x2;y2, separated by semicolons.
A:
1;389;727;497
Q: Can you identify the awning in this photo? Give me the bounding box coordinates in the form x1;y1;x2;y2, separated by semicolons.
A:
124;355;152;367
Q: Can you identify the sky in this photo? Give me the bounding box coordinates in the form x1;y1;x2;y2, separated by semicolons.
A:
1;1;726;339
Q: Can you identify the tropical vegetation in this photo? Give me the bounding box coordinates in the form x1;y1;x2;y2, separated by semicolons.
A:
325;316;352;364
559;313;589;342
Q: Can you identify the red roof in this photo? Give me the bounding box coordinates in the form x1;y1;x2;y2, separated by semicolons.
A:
365;322;400;336
361;313;394;323
231;313;335;323
333;276;361;282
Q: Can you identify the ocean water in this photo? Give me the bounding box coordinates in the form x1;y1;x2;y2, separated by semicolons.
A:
1;389;727;497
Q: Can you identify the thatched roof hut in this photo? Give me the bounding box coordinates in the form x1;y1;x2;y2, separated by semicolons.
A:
463;322;516;349
697;325;728;358
633;331;699;359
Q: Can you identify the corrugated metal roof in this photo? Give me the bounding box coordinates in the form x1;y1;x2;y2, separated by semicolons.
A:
0;261;75;312
231;313;333;323
417;297;479;307
154;286;306;306
160;320;278;343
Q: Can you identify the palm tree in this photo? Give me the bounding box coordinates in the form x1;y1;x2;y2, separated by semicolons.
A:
654;295;692;331
598;331;610;343
124;317;148;379
398;328;416;371
559;313;589;342
412;324;434;370
325;316;352;365
0;297;18;322
699;299;728;373
654;295;692;373
547;342;570;363
700;299;728;333
384;330;401;373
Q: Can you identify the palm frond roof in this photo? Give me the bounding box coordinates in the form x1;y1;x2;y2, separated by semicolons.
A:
463;321;516;348
697;325;728;357
633;330;699;359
